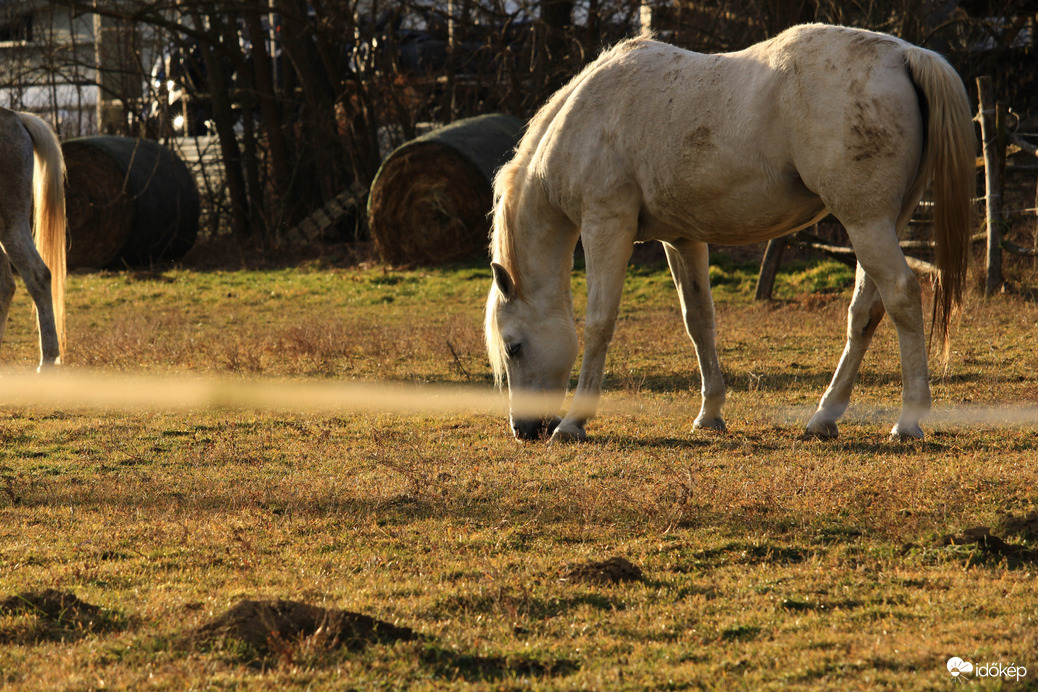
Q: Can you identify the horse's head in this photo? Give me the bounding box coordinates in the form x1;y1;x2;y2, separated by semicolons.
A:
486;262;577;440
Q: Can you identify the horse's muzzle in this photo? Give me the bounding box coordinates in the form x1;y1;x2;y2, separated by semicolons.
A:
511;416;561;441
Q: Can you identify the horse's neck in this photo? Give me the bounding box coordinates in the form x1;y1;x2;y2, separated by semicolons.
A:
512;202;579;313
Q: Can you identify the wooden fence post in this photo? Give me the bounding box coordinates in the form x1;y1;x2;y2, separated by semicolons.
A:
754;237;786;300
977;76;1004;295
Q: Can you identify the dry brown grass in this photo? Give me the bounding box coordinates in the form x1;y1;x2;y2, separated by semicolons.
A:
0;258;1035;688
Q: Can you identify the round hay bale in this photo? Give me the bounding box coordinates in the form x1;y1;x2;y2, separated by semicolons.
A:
367;113;524;266
63;136;200;269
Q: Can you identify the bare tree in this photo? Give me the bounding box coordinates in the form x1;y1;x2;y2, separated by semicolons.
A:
17;0;1028;255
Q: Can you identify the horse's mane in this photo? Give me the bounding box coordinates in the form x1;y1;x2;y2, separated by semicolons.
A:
489;35;651;296
489;161;522;295
486;36;651;386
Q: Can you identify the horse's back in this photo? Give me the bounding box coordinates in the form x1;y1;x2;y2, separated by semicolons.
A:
747;25;927;219
524;24;929;244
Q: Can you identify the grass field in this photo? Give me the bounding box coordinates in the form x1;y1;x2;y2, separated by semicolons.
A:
0;253;1035;689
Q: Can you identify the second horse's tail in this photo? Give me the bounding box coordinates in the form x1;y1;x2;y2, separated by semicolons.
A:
16;111;67;350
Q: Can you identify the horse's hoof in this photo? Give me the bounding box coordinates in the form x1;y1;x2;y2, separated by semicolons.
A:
890;423;924;441
550;424;587;444
804;418;839;440
512;416;563;441
693;415;726;432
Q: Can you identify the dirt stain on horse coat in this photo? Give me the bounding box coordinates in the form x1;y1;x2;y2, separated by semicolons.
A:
849;99;896;161
682;125;713;158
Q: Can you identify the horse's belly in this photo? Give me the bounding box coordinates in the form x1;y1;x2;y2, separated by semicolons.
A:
645;188;827;246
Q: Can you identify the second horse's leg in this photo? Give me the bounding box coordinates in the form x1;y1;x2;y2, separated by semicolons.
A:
4;223;60;369
0;251;16;351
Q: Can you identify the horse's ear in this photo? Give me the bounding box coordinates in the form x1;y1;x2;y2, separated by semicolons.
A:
491;262;516;300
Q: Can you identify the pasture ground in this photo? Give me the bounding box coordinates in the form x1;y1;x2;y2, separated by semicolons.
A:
0;253;1036;689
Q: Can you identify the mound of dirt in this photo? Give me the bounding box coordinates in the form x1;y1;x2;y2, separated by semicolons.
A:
0;589;102;627
563;556;643;584
194;598;416;654
0;589;114;643
999;511;1038;540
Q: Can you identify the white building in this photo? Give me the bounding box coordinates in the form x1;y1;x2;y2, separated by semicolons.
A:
0;0;170;136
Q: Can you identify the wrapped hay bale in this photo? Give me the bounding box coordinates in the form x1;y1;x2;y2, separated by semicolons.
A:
63;136;200;269
367;114;524;266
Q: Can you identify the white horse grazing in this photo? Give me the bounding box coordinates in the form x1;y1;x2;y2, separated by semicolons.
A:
485;24;974;442
0;108;67;369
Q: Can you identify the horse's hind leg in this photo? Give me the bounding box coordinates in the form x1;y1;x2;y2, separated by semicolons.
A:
0;250;17;349
4;223;60;368
827;222;930;440
806;264;885;439
663;239;726;431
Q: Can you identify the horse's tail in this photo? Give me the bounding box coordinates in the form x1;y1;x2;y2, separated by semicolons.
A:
903;47;975;354
16;111;67;351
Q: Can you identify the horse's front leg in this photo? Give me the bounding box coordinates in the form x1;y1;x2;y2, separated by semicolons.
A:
663;239;726;431
552;214;637;443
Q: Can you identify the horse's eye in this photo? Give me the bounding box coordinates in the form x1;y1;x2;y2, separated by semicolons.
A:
505;342;522;359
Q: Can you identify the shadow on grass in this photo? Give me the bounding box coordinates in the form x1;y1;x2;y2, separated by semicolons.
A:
590;435;715;450
6;429;986;536
206;638;579;680
429;591;622;621
686;541;814;568
190;597;579;680
419;645;579;682
578;427;962;457
592;369;985;396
